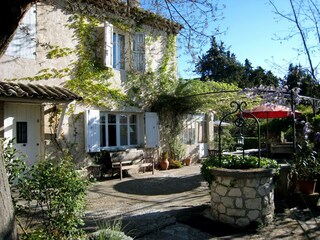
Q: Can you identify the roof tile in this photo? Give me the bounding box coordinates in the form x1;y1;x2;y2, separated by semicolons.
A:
0;82;82;102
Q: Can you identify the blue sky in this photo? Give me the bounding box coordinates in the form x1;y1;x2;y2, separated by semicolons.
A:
178;0;306;79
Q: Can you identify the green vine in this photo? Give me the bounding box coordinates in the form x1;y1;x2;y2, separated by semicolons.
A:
158;35;178;93
13;67;71;81
47;45;74;59
65;14;128;107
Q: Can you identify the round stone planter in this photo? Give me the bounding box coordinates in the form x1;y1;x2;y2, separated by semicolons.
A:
210;168;275;228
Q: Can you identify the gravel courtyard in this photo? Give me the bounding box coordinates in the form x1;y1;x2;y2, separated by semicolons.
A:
83;164;320;239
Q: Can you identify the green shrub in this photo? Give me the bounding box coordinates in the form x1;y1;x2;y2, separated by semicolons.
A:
93;219;127;240
200;155;279;185
1;138;26;186
17;156;88;239
169;159;183;169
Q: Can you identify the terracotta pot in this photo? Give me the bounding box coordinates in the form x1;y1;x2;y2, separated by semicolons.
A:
184;158;191;166
160;159;169;170
297;179;317;194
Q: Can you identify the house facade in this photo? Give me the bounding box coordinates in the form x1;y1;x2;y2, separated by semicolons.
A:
0;0;213;168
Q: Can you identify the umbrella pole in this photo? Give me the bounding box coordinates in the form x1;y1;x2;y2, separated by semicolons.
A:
267;117;269;157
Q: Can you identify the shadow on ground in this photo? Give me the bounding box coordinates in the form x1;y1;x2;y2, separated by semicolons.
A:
84;205;256;239
113;174;202;195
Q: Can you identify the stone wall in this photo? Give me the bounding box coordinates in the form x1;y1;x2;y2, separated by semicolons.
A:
210;168;275;228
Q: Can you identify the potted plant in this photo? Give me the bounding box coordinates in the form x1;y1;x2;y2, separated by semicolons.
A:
292;141;320;194
160;151;169;170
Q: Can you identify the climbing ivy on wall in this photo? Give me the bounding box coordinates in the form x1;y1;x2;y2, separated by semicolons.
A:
66;15;127;107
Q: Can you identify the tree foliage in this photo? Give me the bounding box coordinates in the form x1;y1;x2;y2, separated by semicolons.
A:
195;37;280;88
283;64;320;99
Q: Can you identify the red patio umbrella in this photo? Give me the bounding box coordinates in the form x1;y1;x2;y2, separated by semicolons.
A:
242;103;301;152
242;103;301;119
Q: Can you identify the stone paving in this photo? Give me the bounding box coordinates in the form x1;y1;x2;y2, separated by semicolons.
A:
84;164;320;239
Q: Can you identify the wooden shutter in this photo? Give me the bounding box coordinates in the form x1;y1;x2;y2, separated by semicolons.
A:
133;33;145;71
104;22;113;68
6;5;36;59
145;112;159;148
85;109;100;152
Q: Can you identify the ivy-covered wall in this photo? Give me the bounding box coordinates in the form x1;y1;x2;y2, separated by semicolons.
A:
0;0;181;164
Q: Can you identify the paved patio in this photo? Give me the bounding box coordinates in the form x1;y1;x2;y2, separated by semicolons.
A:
83;164;320;239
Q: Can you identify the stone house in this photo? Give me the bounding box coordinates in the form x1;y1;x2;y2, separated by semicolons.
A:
0;0;213;170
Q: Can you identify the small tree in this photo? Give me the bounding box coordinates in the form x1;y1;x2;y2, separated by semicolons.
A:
16;156;88;239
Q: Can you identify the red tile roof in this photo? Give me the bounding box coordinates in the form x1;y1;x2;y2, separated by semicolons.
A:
0;82;82;102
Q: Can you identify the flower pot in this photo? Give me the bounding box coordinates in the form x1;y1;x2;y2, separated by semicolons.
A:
297;179;317;194
184;158;191;166
160;159;169;170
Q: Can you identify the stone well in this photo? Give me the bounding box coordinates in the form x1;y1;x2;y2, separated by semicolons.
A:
210;168;275;228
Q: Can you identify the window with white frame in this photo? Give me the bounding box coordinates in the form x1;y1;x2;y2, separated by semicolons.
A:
133;33;145;71
104;21;145;71
86;110;159;152
100;113;138;148
182;116;196;145
182;114;207;145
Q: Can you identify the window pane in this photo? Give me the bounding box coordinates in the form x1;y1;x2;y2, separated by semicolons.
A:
129;115;136;123
120;115;127;124
113;33;125;70
108;125;117;146
100;116;106;147
108;114;117;146
108;114;116;124
130;125;137;145
120;125;128;145
182;119;196;145
16;122;27;143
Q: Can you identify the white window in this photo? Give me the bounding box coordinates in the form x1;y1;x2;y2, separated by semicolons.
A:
100;113;137;147
133;33;145;71
104;21;145;71
6;5;36;59
182;116;196;145
182;114;207;145
86;110;158;152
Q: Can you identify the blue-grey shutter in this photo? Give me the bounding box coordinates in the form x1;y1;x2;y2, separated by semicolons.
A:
145;112;159;148
85;109;100;152
104;22;113;68
133;33;145;71
6;5;36;59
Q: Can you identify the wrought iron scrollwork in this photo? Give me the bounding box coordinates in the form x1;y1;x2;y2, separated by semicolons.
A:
217;101;261;167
